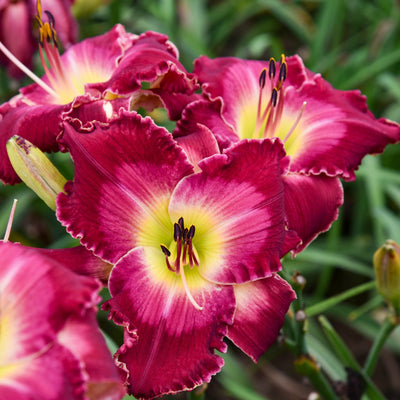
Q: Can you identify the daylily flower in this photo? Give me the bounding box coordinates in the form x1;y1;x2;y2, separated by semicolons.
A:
0;240;125;400
56;111;298;398
0;0;77;79
180;55;400;180
0;3;198;185
175;54;400;252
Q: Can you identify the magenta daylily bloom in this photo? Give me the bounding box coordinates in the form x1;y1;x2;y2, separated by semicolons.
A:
0;0;77;79
182;55;400;181
56;111;298;398
174;54;400;252
0;14;197;184
0;241;125;400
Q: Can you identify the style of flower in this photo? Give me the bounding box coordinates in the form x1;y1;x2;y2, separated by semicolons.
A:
0;0;77;79
56;111;298;399
0;241;125;400
0;3;198;185
174;55;399;252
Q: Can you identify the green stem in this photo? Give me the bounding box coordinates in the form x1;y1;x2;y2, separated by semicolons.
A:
319;316;387;400
306;281;376;317
294;356;339;400
364;318;397;376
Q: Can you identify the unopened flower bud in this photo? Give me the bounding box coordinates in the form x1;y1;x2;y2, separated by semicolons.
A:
373;240;400;312
7;136;67;210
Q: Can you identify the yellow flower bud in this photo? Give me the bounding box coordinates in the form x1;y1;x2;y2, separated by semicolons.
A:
6;136;67;210
373;240;400;312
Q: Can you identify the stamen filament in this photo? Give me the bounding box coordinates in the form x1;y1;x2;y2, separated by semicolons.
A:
4;199;18;242
179;264;203;311
283;101;307;143
0;42;59;99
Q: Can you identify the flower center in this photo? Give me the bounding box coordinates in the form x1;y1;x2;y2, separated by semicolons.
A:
160;217;203;310
35;1;83;103
249;55;306;154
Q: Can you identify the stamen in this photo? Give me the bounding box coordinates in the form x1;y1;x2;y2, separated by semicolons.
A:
279;58;287;82
258;68;267;89
283;101;307;143
0;42;59;99
3;199;18;242
160;244;171;257
270;88;278;107
178;217;184;233
268;58;276;80
161;218;202;310
174;222;182;241
161;245;175;272
179;263;203;311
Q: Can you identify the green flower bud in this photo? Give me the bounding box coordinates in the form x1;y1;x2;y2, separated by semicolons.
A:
373;240;400;313
6;136;67;211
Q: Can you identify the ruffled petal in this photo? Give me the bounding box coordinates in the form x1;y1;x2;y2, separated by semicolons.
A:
57;111;193;263
104;247;235;399
175;123;220;172
174;99;238;151
169;138;295;284
0;101;64;184
285;79;400;180
95;31;198;118
227;275;296;362
37;246;113;283
283;174;344;254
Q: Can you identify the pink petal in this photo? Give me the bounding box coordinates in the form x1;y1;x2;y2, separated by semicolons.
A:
174;99;238;151
58;314;126;400
0;242;101;362
175;123;220;172
98;31;199;119
283;174;344;254
169;138;295;284
0;1;35;78
37;246;113;283
104;247;235;399
57;111;193;263
286;80;400;180
0;344;86;400
227;275;296;362
0;101;64;184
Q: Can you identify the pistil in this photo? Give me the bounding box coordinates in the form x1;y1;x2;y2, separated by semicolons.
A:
160;217;202;310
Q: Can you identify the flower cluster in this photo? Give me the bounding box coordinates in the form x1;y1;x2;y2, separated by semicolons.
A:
1;3;400;399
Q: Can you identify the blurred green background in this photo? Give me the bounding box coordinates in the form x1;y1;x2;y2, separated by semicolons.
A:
1;1;400;399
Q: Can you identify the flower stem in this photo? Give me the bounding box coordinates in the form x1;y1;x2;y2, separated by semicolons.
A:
364;318;397;376
306;281;376;317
